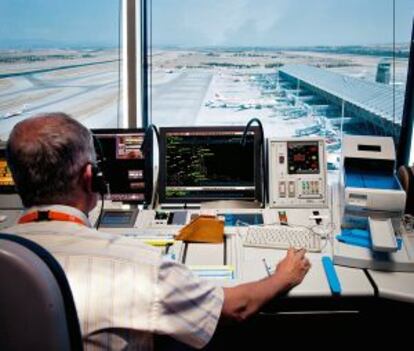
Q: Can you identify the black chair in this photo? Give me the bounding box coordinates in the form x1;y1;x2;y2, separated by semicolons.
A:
0;233;83;351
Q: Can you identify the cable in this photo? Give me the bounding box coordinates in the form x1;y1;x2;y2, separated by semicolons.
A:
235;219;336;253
141;123;160;147
241;117;267;207
140;123;160;208
95;192;105;229
91;134;109;229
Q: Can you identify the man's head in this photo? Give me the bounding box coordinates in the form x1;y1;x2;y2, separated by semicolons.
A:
6;112;98;212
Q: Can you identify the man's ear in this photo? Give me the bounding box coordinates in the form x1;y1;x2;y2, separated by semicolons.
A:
81;163;94;193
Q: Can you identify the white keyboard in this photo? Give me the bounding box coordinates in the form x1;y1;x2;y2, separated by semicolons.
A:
243;225;321;252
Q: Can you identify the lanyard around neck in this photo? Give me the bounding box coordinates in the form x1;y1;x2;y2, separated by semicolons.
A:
19;210;86;226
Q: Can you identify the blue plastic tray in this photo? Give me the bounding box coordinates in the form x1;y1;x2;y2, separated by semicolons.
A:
344;170;400;190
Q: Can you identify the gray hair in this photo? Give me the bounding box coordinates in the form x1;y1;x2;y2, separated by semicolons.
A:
6;112;96;207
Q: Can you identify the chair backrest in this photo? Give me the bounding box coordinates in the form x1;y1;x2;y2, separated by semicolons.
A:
0;233;83;351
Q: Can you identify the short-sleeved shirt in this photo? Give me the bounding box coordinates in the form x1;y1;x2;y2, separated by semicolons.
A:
5;205;224;350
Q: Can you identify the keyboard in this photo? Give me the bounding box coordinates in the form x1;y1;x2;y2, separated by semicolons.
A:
243;225;321;252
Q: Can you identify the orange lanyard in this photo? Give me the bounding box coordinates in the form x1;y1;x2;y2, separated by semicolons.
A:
19;210;86;226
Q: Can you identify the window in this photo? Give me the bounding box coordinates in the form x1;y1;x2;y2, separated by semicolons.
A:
145;0;414;169
0;0;124;141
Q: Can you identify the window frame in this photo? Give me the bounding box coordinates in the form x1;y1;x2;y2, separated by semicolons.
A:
397;20;414;167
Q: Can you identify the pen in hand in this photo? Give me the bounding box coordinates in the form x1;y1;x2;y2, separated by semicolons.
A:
262;258;272;277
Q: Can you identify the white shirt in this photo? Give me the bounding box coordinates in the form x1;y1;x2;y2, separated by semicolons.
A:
5;205;224;351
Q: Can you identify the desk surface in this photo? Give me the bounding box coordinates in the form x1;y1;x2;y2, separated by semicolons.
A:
1;179;412;304
95;204;380;300
367;270;414;303
240;244;374;297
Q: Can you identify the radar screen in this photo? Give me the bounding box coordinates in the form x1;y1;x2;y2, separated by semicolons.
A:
161;128;260;202
287;141;320;174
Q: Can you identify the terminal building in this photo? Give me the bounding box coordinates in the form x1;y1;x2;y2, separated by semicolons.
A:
279;64;404;137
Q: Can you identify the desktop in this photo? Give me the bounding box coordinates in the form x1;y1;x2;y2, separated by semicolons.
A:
158;127;263;204
91;129;153;205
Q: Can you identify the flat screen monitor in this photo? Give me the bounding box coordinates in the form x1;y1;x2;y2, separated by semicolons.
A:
91;129;152;204
159;126;262;204
0;147;16;194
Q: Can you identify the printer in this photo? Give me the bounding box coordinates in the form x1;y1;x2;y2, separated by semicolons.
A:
334;135;414;272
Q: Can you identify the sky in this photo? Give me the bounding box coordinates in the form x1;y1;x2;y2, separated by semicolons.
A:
0;0;120;48
152;0;414;47
0;0;412;49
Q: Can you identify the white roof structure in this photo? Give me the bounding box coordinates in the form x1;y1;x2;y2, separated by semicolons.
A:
279;64;405;124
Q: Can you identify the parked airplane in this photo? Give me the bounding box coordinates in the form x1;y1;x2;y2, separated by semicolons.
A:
205;92;280;110
1;104;29;121
294;124;322;137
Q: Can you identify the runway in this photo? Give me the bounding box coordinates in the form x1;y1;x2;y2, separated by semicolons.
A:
150;71;213;126
0;60;121;140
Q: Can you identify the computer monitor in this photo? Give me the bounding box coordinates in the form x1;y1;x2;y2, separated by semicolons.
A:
0;146;16;194
91;129;152;204
159;126;262;204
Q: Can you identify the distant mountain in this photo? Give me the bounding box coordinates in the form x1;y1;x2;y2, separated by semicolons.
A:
0;38;117;50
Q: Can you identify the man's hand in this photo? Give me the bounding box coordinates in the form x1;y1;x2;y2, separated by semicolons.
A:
272;248;311;291
221;248;311;322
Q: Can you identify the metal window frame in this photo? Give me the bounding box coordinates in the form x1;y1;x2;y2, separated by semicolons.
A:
397;19;414;167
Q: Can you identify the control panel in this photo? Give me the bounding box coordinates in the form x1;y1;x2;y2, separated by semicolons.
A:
269;138;328;208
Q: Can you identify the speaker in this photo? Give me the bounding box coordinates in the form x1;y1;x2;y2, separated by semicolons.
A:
398;165;414;215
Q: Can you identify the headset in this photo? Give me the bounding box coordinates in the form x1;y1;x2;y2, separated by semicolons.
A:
91;135;108;195
90;134;109;229
398;164;414;215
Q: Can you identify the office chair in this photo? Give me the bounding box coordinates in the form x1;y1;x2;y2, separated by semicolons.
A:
0;233;83;351
398;165;414;215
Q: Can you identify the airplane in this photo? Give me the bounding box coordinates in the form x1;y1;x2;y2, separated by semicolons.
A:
328;117;353;127
1;104;29;121
294;125;322;137
280;107;308;120
205;92;281;110
326;141;341;152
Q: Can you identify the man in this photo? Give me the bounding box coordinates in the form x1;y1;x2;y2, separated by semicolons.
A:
5;113;310;350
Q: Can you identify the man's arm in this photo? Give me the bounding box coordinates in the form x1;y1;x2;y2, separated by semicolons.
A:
221;248;311;322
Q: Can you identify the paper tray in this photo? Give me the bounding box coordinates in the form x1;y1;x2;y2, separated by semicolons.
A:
344;170;401;190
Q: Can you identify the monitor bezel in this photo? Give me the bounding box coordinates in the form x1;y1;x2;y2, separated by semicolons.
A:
91;128;153;205
158;126;263;204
